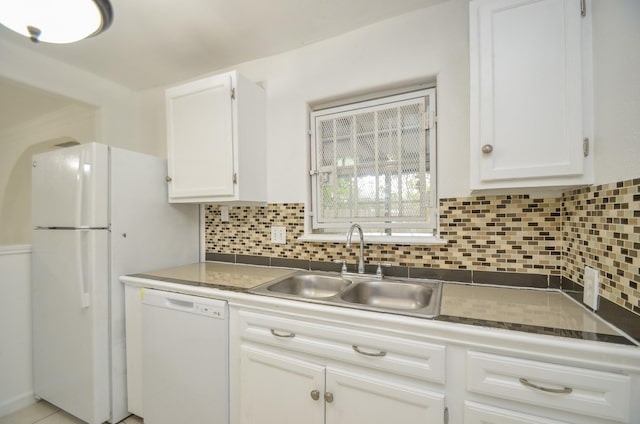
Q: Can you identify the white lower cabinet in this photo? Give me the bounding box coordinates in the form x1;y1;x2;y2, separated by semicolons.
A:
465;351;633;423
232;307;638;424
239;344;444;424
236;309;446;424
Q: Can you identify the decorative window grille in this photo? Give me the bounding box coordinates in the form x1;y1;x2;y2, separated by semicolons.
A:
309;89;437;236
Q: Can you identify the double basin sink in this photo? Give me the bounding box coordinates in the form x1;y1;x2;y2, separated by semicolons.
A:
250;271;442;318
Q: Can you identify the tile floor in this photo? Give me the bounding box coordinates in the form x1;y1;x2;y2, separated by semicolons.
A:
0;401;142;424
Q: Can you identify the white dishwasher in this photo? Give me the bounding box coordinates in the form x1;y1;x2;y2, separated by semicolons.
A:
142;289;228;424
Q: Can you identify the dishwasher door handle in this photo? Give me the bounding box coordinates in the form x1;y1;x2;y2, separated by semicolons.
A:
165;297;195;310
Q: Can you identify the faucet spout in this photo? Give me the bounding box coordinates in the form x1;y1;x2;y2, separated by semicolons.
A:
346;223;365;274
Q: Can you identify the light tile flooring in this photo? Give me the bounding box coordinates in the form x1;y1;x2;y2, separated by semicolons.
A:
0;402;142;424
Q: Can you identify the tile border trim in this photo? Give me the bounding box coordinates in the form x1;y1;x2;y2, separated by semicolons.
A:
205;253;556;287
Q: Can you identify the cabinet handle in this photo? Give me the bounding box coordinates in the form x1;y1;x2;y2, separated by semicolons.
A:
310;389;320;401
352;345;387;357
324;392;334;403
270;329;295;338
165;176;172;182
519;378;573;394
481;144;493;154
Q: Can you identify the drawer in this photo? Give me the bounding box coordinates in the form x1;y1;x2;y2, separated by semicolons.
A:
238;310;446;384
466;351;631;423
464;401;569;424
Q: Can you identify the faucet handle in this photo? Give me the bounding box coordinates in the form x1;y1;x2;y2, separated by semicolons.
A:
333;259;347;274
376;262;392;278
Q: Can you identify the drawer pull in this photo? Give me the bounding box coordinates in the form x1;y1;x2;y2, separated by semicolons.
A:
270;329;295;338
519;378;573;394
352;345;387;357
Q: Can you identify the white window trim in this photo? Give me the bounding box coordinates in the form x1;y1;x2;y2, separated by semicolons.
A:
302;88;443;244
298;233;447;245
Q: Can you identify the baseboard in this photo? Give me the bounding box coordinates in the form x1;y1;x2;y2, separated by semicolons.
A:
0;391;36;418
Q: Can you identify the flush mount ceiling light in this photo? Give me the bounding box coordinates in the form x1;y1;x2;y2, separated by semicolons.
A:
0;0;113;44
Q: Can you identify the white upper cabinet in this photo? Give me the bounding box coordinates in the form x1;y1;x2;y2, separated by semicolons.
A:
469;0;593;190
166;70;266;203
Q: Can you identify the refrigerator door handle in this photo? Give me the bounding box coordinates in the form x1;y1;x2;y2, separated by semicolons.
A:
76;149;86;228
76;230;91;308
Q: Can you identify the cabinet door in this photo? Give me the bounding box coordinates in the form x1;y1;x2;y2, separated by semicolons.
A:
166;74;235;201
470;0;586;185
325;367;445;424
239;345;325;424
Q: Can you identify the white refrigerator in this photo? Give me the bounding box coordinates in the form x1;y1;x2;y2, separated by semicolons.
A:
31;142;199;424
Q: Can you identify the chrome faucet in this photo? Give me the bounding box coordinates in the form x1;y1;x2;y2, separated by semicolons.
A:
346;223;365;274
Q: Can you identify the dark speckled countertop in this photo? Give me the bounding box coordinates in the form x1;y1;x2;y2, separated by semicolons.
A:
131;262;637;346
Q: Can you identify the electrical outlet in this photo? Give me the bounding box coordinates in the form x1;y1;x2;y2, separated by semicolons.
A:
583;266;600;311
220;206;229;222
270;226;286;244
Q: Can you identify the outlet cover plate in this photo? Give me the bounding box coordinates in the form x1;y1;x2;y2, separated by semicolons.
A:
583;266;600;311
271;226;286;244
220;206;229;222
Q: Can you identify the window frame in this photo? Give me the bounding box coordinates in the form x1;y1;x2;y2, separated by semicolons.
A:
304;88;441;244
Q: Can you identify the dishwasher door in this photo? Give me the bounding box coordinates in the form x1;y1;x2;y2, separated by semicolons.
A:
142;289;228;424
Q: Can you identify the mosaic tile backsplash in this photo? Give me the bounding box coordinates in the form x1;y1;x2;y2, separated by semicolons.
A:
205;178;640;318
563;179;640;316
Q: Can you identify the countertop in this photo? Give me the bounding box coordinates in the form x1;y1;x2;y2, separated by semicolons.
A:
129;262;637;346
135;262;295;291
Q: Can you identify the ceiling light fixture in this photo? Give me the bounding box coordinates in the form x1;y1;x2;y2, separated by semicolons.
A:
0;0;113;44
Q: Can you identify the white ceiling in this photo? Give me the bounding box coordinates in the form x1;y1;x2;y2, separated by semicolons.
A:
0;0;446;131
0;0;446;91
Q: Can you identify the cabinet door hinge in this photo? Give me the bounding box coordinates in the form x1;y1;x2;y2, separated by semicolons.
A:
233;173;238;184
580;0;587;17
583;137;590;157
231;88;236;100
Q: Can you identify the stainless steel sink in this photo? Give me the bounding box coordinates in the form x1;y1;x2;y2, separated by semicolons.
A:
265;274;352;298
250;271;442;318
339;280;435;310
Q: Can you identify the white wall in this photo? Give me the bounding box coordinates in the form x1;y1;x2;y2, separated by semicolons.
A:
0;246;33;416
136;0;640;201
0;38;152;156
137;0;470;201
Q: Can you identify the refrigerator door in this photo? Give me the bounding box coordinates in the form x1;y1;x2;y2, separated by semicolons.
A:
32;143;109;228
32;229;110;424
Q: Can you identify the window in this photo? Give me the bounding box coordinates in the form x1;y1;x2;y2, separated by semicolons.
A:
307;88;438;242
